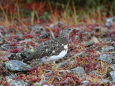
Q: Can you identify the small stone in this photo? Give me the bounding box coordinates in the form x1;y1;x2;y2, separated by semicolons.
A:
98;54;113;63
112;57;115;64
5;74;17;83
84;40;94;47
91;36;99;43
109;71;115;81
71;66;87;80
107;64;115;73
19;39;32;44
102;38;112;42
101;46;115;52
3;60;31;72
9;80;28;86
89;70;98;76
75;52;84;57
1;44;12;50
100;79;112;86
100;79;110;83
104;17;115;27
33;80;46;86
81;80;89;86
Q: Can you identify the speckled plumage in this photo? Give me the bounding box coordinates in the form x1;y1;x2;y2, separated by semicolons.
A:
23;28;72;62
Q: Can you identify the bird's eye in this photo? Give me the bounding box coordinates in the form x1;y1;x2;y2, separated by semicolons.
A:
95;28;100;32
40;28;44;31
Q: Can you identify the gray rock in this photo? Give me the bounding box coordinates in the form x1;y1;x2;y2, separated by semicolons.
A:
89;70;98;76
1;44;12;50
3;60;31;72
81;80;89;86
9;80;28;86
75;52;84;57
19;39;32;44
102;38;112;42
104;17;115;27
33;80;46;86
5;74;17;82
112;57;115;64
84;40;94;47
98;54;113;63
109;64;115;71
100;79;110;83
109;71;115;81
101;46;115;52
71;66;87;79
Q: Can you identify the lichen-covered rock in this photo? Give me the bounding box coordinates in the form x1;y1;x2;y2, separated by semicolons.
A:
109;71;115;81
71;66;87;80
108;64;115;71
3;60;31;72
101;46;115;52
104;17;115;27
9;80;28;86
98;54;113;63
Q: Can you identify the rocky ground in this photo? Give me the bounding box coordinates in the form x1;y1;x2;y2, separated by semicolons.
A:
0;17;115;86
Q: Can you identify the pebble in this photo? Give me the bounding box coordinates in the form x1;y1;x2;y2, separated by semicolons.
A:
71;66;87;80
98;54;113;63
3;60;31;72
109;71;115;81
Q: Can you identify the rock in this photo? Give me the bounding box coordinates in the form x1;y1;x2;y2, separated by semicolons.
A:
101;46;115;52
91;36;99;43
112;57;115;64
74;51;89;57
84;40;94;47
33;80;46;86
100;79;112;86
19;39;32;44
104;17;115;28
98;54;113;63
16;32;24;40
100;79;110;83
107;64;115;73
1;44;12;50
71;66;87;80
0;50;12;60
6;74;28;86
109;71;115;81
5;74;17;83
81;80;89;86
102;38;112;42
89;70;98;76
9;80;28;86
3;60;31;72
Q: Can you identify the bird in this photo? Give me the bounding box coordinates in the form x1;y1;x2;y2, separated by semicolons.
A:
22;28;72;63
